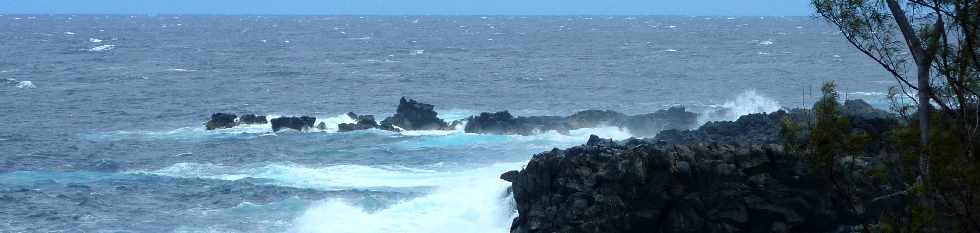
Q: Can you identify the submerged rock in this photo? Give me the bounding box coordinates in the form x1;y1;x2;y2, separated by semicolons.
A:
271;116;316;132
506;136;861;233
338;112;380;132
380;97;450;131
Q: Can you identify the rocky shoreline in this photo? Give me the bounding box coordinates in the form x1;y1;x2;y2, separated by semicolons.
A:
500;99;899;233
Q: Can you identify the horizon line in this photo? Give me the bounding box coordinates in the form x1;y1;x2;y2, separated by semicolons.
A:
1;13;815;17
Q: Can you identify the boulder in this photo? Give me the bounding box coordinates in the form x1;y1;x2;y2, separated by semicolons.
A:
380;97;450;131
339;112;380;132
271;116;316;132
506;136;862;233
205;113;238;130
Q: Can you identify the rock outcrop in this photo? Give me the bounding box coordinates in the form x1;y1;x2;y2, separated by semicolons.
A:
505;136;862;233
338;112;380;132
205;113;269;130
380;97;451;131
271;116;316;132
465;107;699;137
464;111;571;135
206;113;239;130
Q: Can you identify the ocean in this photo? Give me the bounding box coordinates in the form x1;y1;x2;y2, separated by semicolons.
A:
0;15;890;232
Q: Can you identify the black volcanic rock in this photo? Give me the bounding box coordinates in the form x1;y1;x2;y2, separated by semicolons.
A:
205;113;239;130
464;111;571;136
338;112;380;132
505;137;862;233
205;113;269;130
380;97;450;131
271;116;316;132
655;110;797;145
239;114;268;125
464;108;698;137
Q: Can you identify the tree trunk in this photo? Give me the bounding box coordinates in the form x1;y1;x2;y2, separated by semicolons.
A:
885;0;932;182
917;62;931;182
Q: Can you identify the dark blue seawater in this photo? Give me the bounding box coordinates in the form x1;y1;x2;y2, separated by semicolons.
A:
0;15;890;232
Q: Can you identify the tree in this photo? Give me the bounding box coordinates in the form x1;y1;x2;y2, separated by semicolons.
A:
814;0;980;231
813;0;979;187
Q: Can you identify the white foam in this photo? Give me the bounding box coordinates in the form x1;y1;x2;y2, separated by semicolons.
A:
759;40;774;46
698;90;781;124
664;49;678;52
512;126;634;144
143;161;524;191
89;44;116;52
15;81;35;89
89;38;103;43
292;163;518;233
64;31;76;35
411;49;425;55
312;114;357;132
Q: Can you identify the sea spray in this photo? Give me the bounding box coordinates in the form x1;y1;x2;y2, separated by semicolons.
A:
698;90;782;124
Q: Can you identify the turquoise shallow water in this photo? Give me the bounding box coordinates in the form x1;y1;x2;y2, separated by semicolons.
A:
0;15;891;232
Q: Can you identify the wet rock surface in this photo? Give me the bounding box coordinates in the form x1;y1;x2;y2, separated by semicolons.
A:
270;116;316;132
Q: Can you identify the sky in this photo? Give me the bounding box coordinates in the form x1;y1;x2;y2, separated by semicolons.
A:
0;0;813;16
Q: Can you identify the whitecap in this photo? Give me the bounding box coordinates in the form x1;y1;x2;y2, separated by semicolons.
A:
667;25;678;29
758;52;770;55
15;81;35;89
64;31;76;35
166;68;195;72
89;44;116;52
411;49;425;55
727;17;737;20
89;38;103;43
664;49;678;52
759;40;774;46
